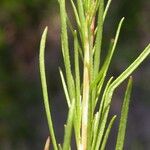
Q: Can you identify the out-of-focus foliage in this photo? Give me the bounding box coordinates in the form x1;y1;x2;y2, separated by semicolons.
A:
0;0;58;149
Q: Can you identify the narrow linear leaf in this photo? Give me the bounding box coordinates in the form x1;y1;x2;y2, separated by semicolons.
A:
91;17;124;94
59;68;71;107
94;18;124;107
110;43;150;90
92;112;99;137
63;100;75;150
77;0;86;43
70;0;81;28
94;40;114;102
97;44;150;150
91;0;104;121
39;27;58;150
67;16;75;35
97;77;114;119
59;0;75;100
78;44;84;61
90;40;114;111
93;0;104;78
115;77;133;150
74;31;81;110
72;31;81;149
74;30;81;136
100;115;116;150
94;101;112;150
73;112;81;149
100;44;150;133
103;0;112;22
91;77;113;150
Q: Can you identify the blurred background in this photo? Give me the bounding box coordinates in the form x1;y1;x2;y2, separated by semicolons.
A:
0;0;150;149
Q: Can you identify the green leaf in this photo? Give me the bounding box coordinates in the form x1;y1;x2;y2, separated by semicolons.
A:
93;0;104;78
74;31;81;111
99;44;150;135
91;0;104;122
100;115;116;150
77;0;86;43
63;100;75;150
70;0;81;28
100;42;150;149
59;0;75;101
39;27;58;150
91;77;113;150
59;68;71;107
73;30;81;148
74;31;81;121
92;27;150;150
67;16;75;35
91;17;124;106
115;77;133;150
94;18;124;106
94;101;112;150
110;44;150;91
103;0;112;22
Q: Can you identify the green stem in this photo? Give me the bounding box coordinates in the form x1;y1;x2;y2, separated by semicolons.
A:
82;25;90;150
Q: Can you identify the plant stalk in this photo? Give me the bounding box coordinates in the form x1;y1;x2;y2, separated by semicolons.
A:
81;26;90;150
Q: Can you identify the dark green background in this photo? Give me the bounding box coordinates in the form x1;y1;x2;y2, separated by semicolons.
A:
0;0;150;149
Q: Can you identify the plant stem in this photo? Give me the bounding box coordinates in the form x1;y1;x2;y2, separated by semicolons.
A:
82;25;90;150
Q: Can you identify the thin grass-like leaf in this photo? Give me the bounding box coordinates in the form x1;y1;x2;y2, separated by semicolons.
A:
110;44;150;91
93;0;104;78
74;31;81;111
91;17;124;98
73;30;81;148
67;16;74;35
78;45;84;61
77;0;86;43
70;0;81;28
91;39;113;91
39;27;58;150
100;44;150;127
97;44;150;150
91;0;104;126
90;0;104;124
91;77;113;150
59;0;75;100
94;18;124;106
63;100;75;150
92;112;99;137
100;115;116;150
94;101;112;150
108;45;150;114
115;77;133;150
103;0;112;22
59;68;71;107
97;77;114;120
74;30;81;126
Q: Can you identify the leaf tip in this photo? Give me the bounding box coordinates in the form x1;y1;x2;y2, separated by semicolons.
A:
44;136;50;150
43;26;48;35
